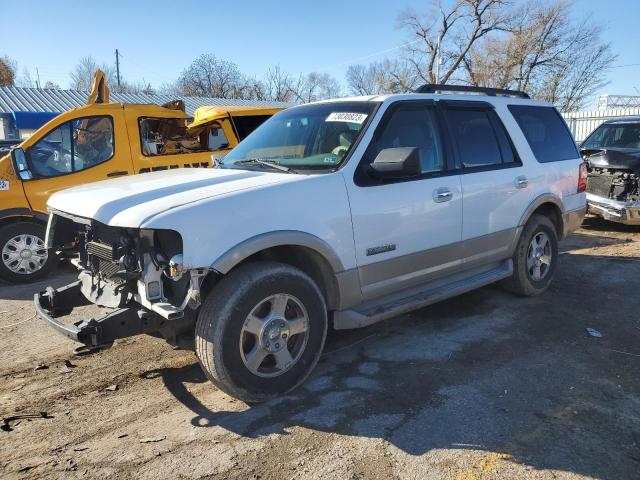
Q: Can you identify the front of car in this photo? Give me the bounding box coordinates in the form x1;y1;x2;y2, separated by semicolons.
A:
35;99;378;349
37;167;305;347
582;118;640;225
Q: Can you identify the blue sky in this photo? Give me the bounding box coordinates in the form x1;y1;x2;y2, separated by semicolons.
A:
1;0;638;105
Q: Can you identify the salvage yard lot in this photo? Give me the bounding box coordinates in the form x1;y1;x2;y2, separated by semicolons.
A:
1;217;639;480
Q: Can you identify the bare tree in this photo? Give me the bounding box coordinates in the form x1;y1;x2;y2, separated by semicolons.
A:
398;0;511;84
158;81;182;97
463;1;616;110
0;56;16;86
15;68;35;88
70;56;115;90
242;76;268;101
346;58;418;95
289;72;341;103
43;81;60;90
263;65;296;102
177;54;248;98
349;0;615;110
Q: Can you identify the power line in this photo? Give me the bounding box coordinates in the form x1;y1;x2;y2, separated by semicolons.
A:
610;63;640;68
305;39;422;74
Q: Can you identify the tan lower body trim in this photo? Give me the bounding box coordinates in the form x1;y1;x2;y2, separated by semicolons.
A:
356;228;518;302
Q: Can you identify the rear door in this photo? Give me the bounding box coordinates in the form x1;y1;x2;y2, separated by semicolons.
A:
440;101;534;268
346;100;463;300
21;108;132;214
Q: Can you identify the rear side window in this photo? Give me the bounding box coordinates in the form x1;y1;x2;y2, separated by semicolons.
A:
444;109;516;168
508;105;579;162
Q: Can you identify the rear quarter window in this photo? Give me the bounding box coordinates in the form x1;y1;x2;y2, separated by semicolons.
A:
508;105;579;163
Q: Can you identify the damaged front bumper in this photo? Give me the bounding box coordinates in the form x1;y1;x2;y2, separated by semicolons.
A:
34;280;193;349
586;193;640;225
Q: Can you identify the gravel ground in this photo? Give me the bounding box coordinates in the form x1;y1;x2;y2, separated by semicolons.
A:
1;216;639;480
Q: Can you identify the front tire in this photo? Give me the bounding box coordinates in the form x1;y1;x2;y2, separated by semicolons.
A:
502;214;558;296
195;261;328;403
0;222;56;284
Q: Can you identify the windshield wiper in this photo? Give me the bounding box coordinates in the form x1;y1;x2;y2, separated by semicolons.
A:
233;158;295;173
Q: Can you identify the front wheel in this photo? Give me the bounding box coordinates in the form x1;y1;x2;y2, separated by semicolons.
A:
502;214;558;296
0;222;56;284
195;261;327;403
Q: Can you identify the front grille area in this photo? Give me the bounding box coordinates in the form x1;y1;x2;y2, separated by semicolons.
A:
586;174;613;198
97;258;121;278
86;240;122;281
87;241;117;261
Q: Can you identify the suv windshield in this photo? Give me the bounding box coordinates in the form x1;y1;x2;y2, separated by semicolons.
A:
222;102;378;171
582;123;640;150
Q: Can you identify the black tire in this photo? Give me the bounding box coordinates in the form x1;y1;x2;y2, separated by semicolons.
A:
195;261;327;403
502;214;558;297
0;222;57;284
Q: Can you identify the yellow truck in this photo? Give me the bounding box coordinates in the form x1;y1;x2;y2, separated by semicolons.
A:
0;71;282;282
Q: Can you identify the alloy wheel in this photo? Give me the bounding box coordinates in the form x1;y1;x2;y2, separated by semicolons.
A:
239;293;310;378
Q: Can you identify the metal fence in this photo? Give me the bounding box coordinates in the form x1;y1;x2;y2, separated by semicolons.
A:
562;108;640;143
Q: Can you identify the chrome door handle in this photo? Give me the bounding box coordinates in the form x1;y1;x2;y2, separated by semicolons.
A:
433;187;453;203
515;176;528;189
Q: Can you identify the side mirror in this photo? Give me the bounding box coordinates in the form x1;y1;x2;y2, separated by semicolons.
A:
368;147;421;179
11;147;33;180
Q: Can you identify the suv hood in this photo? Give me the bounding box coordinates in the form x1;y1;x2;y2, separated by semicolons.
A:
582;147;640;172
48;167;301;227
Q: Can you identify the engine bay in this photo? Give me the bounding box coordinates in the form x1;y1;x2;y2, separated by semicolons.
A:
47;213;188;308
587;166;640;202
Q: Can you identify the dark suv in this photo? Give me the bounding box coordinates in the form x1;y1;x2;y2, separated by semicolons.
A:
582;117;640;225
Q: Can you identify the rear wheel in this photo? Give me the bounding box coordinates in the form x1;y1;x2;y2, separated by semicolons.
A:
195;261;327;403
502;214;558;296
0;222;56;283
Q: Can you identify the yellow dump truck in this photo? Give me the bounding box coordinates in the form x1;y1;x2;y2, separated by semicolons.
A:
0;71;283;282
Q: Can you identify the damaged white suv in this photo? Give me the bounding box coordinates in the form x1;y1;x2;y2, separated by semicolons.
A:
36;85;586;402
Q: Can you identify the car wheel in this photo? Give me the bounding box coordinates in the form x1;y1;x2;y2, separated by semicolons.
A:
502;214;558;296
0;222;57;284
195;261;328;403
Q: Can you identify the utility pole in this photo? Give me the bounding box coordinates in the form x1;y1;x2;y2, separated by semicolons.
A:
115;49;121;88
435;37;442;84
35;67;41;89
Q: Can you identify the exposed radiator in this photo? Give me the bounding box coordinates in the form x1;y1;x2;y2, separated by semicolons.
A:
586;174;612;198
87;241;117;261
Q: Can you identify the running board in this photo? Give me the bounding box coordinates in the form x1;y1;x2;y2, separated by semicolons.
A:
333;260;513;330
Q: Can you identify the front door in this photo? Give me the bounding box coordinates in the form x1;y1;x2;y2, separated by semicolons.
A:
346;101;463;301
22;110;133;214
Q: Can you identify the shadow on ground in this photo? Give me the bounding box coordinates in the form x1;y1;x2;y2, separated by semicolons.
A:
141;246;640;479
581;215;640;234
0;262;76;301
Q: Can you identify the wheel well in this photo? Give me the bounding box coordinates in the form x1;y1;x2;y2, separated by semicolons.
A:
530;202;563;238
227;245;340;310
0;215;45;231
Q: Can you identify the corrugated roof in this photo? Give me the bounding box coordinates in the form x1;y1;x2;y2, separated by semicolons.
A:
0;86;290;117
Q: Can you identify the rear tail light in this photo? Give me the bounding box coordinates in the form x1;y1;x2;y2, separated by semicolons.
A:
577;162;587;193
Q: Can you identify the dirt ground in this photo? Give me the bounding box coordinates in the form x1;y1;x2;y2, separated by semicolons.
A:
1;216;639;480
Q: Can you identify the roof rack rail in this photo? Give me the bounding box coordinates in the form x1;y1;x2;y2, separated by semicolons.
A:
414;84;530;99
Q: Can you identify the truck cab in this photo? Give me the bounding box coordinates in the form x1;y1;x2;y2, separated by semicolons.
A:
0;71;282;282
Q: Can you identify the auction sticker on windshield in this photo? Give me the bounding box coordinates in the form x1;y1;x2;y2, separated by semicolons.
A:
326;112;368;124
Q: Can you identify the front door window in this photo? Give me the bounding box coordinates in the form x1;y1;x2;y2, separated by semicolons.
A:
27;116;114;178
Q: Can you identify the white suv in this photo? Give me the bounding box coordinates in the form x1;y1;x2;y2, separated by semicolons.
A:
36;85;587;402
